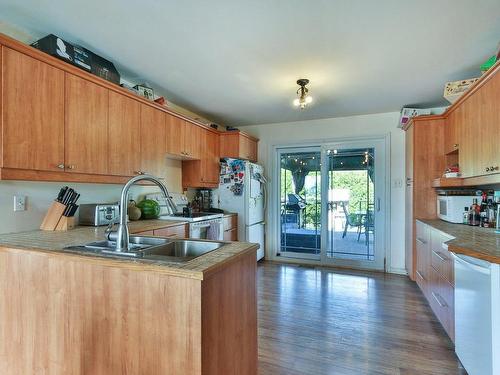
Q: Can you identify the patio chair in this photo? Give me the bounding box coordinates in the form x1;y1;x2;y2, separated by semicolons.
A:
285;194;307;228
341;202;363;239
361;208;375;245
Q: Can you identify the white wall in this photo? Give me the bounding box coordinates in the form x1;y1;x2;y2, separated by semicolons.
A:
242;112;407;274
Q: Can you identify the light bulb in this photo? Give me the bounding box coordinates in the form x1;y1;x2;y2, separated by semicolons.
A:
293;98;300;106
305;96;313;104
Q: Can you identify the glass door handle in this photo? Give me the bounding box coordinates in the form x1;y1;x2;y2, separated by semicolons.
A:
376;198;381;212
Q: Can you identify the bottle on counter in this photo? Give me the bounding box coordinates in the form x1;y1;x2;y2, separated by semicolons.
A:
463;207;469;225
469;198;481;226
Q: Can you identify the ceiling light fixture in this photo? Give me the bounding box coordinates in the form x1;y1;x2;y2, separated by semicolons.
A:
293;78;312;109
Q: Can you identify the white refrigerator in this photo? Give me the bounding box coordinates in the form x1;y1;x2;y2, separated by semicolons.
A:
216;159;266;261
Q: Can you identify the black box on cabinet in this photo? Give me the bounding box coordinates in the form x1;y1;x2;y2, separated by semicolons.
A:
32;34;120;85
31;34;75;65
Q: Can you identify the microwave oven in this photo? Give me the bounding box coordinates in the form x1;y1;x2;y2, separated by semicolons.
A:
437;195;476;223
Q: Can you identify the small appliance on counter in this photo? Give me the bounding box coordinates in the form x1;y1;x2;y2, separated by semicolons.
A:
79;204;120;226
436;190;476;223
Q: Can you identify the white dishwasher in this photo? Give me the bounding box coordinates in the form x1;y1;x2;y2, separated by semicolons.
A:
454;253;500;375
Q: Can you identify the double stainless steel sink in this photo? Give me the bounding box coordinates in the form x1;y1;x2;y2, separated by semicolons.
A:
65;236;225;262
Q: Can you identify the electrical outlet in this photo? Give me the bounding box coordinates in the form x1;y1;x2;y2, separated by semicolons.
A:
14;195;27;211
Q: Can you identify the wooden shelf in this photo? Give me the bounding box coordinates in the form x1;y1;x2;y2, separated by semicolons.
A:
432;178;464;188
432;174;500;188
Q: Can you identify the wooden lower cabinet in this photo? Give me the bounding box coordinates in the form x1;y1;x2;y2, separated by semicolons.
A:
153;224;188;238
415;221;455;342
134;224;188;238
415;221;431;298
0;245;258;375
223;214;238;241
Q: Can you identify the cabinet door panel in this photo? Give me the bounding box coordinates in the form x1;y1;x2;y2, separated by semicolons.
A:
2;47;65;171
65;74;108;174
140;105;166;177
166;114;185;157
108;91;141;176
185;122;202;159
458;74;500;177
202;130;220;184
153;225;188;238
478;76;500;174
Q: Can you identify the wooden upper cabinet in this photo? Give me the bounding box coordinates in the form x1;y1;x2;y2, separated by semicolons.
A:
182;128;220;188
165;113;202;160
458;73;500;178
165;113;186;157
184;121;202;159
140;105;167;177
108;91;141;176
220;132;258;162
65;74;109;175
202;130;220;184
1;47;65;171
444;107;460;155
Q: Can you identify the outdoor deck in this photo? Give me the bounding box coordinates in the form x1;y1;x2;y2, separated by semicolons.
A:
280;216;374;261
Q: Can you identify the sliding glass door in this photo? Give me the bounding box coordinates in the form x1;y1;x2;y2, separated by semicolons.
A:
277;139;386;270
278;147;322;260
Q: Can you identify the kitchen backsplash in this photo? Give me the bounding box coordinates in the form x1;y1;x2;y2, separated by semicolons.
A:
0;177;183;235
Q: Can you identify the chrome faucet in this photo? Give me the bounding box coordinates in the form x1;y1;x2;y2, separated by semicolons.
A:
107;174;177;253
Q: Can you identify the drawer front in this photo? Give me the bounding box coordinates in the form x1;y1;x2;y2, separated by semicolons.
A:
135;230;154;236
430;230;454;285
223;227;238;241
415;221;430;244
429;266;455;342
223;214;238;231
416;240;429;295
153;224;188;238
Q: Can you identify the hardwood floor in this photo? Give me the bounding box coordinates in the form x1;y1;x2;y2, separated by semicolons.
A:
257;262;466;375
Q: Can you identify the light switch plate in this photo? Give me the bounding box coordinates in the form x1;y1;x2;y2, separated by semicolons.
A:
393;179;403;189
14;195;27;211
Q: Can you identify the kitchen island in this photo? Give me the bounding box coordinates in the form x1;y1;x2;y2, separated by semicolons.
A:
0;223;258;375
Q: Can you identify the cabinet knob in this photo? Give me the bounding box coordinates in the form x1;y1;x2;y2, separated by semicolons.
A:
486;167;490;172
57;164;65;169
453;143;458;148
67;165;75;170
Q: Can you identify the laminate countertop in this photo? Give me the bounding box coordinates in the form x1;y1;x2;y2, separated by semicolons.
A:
0;220;258;280
417;219;500;264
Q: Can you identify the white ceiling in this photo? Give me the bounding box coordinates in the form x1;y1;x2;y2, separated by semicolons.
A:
1;0;499;126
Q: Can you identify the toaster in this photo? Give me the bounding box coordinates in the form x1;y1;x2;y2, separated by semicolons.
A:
79;203;120;226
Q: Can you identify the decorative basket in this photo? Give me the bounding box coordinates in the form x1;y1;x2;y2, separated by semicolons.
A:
443;78;479;104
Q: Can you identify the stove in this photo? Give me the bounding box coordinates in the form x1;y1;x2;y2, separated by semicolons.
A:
145;193;224;240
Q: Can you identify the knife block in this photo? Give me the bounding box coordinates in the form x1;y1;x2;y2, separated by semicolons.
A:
40;202;74;231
